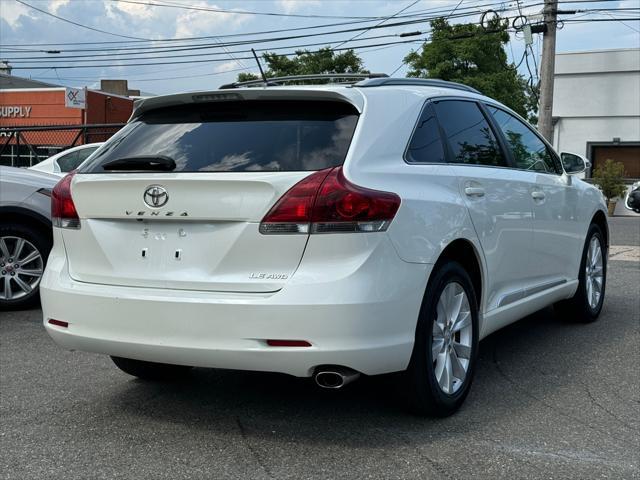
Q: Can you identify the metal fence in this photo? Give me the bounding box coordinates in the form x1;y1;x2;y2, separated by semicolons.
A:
0;123;125;168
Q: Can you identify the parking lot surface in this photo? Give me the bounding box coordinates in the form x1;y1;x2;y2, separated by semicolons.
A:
1;218;638;480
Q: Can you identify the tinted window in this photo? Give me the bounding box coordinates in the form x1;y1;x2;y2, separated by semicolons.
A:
82;101;358;173
58;146;99;172
56;151;78;172
76;146;98;163
406;103;445;164
433;100;506;167
487;106;560;174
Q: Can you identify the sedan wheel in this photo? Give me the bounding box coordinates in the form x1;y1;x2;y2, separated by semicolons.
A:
0;236;44;302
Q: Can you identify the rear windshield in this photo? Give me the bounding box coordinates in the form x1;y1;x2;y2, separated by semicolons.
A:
81;100;358;173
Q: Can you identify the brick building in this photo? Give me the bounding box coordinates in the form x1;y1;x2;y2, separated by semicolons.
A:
0;73;135;166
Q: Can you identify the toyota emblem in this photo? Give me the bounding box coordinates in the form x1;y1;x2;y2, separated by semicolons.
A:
143;185;169;208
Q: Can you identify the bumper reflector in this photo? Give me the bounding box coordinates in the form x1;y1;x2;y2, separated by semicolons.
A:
48;319;69;328
266;340;312;347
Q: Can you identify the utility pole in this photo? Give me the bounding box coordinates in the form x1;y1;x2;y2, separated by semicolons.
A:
537;0;558;142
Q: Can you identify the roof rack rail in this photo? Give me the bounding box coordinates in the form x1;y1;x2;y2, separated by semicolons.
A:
354;77;481;94
219;73;388;89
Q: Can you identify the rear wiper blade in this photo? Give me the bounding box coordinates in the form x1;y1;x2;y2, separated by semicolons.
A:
102;155;176;171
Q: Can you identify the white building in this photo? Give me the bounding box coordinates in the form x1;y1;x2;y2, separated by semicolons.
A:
552;48;640;178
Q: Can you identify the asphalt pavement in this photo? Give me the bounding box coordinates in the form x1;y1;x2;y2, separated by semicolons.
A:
1;218;638;480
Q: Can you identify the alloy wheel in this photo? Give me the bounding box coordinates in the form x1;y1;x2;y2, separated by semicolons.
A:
0;236;44;301
431;282;473;394
585;236;604;310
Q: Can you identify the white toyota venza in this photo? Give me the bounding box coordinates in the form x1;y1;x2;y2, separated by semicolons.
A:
41;77;608;416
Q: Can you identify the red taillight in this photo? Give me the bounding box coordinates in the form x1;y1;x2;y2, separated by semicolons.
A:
260;167;400;235
259;168;332;234
51;172;80;229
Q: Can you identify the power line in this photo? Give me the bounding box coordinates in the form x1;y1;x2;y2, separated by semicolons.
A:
0;12;444;53
388;0;465;78
3;32;410;62
600;11;640;33
6;4;632;75
3;1;561;63
8;26;521;71
2;3;538;58
2;0;541;48
561;16;640;22
13;0;150;41
31;66;249;84
333;0;421;49
110;0;381;20
7;38;431;70
5;11;536;66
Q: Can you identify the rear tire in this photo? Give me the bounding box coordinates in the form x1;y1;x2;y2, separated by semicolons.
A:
404;261;479;417
111;356;192;381
554;224;606;323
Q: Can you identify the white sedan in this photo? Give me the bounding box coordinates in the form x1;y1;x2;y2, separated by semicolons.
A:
29;143;103;177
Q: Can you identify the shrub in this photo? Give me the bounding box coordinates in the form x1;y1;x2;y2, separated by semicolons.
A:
592;159;626;203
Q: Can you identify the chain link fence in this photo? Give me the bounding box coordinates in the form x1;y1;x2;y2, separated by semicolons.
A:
0;124;125;168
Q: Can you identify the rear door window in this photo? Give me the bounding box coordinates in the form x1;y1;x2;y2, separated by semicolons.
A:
433;100;507;167
82;101;358;173
405;103;446;164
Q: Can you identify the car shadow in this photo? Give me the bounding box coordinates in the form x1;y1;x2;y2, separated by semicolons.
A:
104;294;631;447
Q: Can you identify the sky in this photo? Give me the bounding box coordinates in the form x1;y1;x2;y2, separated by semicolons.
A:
1;0;639;95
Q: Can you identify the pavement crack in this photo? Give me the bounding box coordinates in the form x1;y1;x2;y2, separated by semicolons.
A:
235;416;274;479
420;453;452;479
580;381;634;430
490;340;627;442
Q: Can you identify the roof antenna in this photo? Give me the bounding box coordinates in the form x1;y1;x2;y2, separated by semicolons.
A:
251;48;268;86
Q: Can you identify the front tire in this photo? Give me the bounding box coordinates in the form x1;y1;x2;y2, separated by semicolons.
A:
555;224;606;323
111;356;192;381
404;261;479;417
0;224;50;310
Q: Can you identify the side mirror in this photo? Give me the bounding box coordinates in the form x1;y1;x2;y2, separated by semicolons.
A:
560;152;586;175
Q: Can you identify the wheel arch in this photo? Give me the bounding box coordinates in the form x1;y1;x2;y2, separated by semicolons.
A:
0;206;52;242
435;238;484;315
590;209;609;249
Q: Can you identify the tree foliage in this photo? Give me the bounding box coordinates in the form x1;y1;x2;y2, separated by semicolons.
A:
237;48;367;82
404;18;536;119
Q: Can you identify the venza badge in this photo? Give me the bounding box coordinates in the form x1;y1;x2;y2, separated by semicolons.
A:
143;185;169;208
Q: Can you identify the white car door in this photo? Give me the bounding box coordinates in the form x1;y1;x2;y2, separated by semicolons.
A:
432;99;535;312
485;105;583;287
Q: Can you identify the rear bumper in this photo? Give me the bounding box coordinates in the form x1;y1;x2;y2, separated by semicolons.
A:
41;232;430;377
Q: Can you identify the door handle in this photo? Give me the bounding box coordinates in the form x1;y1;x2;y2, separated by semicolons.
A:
531;191;546;200
464;187;485;197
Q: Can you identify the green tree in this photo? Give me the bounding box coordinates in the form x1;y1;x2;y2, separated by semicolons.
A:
237;48;367;82
404;18;536;119
593;159;627;203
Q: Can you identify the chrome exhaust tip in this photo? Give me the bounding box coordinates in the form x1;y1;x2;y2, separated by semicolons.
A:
314;367;361;389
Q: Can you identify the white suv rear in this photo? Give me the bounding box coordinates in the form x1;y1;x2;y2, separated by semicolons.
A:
41;77;608;416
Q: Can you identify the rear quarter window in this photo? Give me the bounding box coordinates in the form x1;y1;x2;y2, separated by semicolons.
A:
82;100;359;173
405;103;446;164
